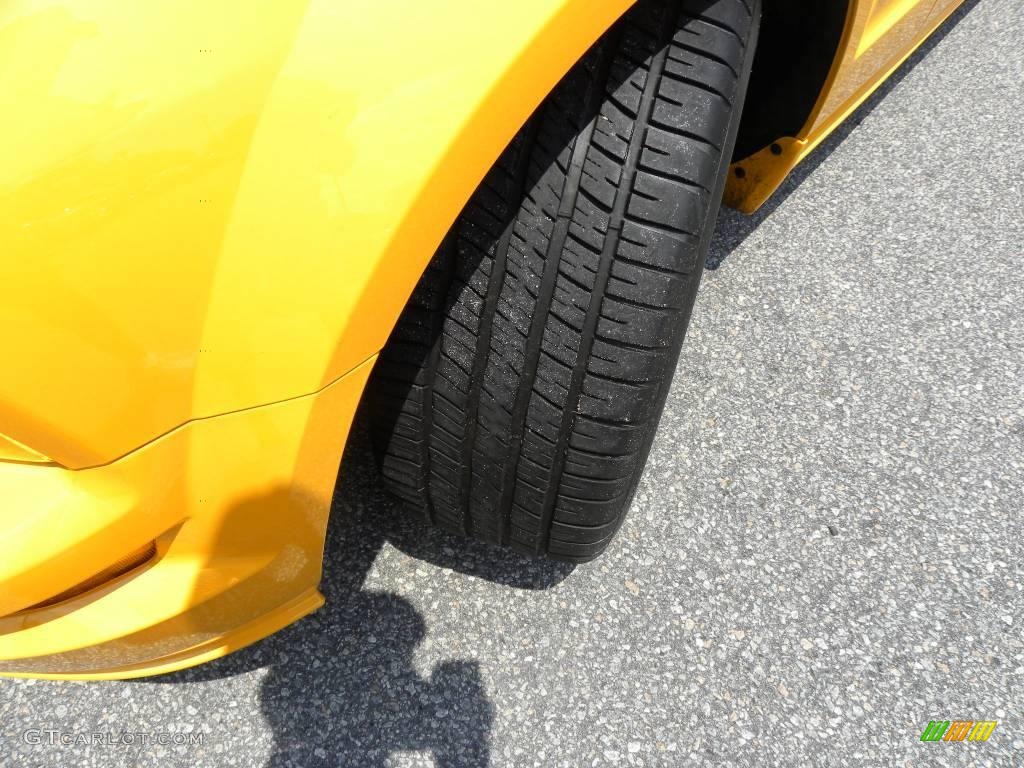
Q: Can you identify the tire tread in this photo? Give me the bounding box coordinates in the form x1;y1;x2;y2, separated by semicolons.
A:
370;0;759;562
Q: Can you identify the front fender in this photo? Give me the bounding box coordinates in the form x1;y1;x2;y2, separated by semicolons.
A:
1;0;634;468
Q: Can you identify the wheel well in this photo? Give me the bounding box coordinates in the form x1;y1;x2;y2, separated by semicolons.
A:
732;0;850;160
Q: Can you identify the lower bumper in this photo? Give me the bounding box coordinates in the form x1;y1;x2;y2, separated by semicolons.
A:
0;358;373;680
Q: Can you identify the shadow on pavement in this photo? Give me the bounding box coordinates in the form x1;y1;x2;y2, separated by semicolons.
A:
146;419;571;766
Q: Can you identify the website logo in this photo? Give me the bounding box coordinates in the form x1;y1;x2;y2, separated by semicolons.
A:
920;720;997;742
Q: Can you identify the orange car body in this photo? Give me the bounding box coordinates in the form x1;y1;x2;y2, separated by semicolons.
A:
0;0;963;678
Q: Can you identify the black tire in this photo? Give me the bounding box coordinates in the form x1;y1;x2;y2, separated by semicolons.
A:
369;0;760;562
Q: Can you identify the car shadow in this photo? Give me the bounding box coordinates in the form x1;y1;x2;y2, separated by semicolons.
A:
706;0;982;271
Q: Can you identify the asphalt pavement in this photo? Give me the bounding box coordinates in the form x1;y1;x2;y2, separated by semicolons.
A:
2;0;1021;765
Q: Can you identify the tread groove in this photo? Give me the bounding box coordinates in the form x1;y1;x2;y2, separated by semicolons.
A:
458;116;541;538
534;0;682;555
492;30;624;548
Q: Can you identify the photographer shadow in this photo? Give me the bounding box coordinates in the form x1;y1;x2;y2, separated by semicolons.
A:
151;419;572;767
